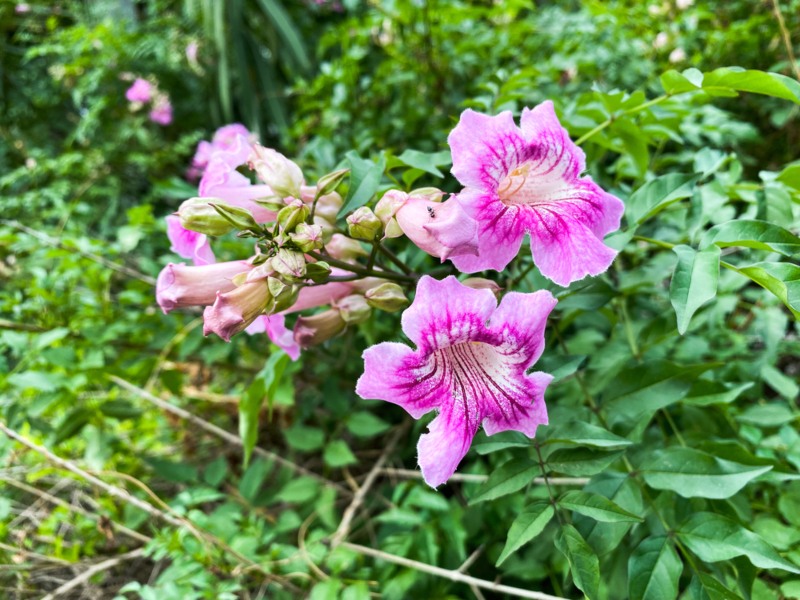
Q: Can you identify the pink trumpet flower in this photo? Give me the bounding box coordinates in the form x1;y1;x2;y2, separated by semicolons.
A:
156;260;252;314
447;101;624;286
198;156;278;223
165;215;215;266
357;276;556;487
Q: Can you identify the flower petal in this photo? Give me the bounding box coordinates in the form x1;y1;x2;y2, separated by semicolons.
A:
400;276;496;352
418;407;479;488
529;218;619;287
489;290;557;367
166;215;215;266
356;342;438;418
247;315;301;360
482;371;551;437
519;101;585;183
449;110;528;191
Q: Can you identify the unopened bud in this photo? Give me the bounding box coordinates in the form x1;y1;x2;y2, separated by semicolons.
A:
364;282;409;312
316;168;349;197
277;198;309;233
326;234;368;261
178;198;235;236
248;144;304;198
461;277;502;296
210;202;259;232
289;223;324;253
294;309;346;347
305;261;333;283
347;206;382;241
336;294;372;325
409;187;445;203
313;191;344;223
374;190;407;239
272;249;306;280
266;277;299;313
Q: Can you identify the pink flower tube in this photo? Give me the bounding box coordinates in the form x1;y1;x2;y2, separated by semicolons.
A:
357;276;556;487
156;260;252;314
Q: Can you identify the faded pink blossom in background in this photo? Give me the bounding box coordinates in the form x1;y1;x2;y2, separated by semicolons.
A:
357;276;556;487
149;98;173;125
447;101;624;286
125;78;153;103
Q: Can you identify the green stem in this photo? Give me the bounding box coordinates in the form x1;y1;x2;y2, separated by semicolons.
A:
574;94;671;146
373;241;413;275
307;251;417;285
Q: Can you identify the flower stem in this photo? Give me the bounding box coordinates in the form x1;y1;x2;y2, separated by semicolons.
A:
574;94;670;146
307;251;417;285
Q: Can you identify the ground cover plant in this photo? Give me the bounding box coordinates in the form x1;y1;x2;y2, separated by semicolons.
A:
2;1;800;599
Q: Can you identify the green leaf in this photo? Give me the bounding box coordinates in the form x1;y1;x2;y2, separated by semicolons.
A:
738;262;800;319
239;458;273;504
341;151;387;215
546;448;624;477
395;149;450;178
284;425;325;452
471;431;531;455
736;403;796;427
543;420;632;450
52;407;92;444
603;360;714;423
678;512;800;573
625;173;698;225
639;447;772;499
701;220;800;258
685;573;745;600
98;399;142;420
253;0;311;73
7;370;63;392
558;490;642;523
760;363;800;400
555;524;600;599
275;477;319;504
777;162;800;191
323;440;357;468
628;536;682;600
670;245;721;334
469;457;538;503
241;353;291;466
496;501;555;566
682;381;753;407
661;67;800;104
346;412;390;438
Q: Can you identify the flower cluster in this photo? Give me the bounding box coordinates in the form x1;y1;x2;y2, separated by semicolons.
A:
124;77;173;126
157;102;623;487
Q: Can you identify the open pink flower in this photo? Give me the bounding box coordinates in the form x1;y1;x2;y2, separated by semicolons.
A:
198;156;277;223
166;215;215;265
448;101;624;286
246;314;300;360
125;78;152;103
356;276;556;487
190;124;254;178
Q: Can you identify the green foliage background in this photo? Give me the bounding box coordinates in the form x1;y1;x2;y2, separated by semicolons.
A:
2;0;800;598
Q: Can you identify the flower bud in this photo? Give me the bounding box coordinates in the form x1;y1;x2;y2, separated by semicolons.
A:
289;223;324;253
294;309;346;347
178;198;235;236
461;277;502;296
210;202;259;232
325;234;369;261
364;282;409;312
375;190;407;239
305;261;333;283
316;168;349;196
336;294;372;325
203;279;270;341
346;206;382;241
266;277;300;313
272;249;306;280
248;144;304;199
277;198;309;233
313;191;344;223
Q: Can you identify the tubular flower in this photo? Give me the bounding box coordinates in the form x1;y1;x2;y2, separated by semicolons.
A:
447;101;624;286
156;260;252;314
165;215;215;265
356;276;556;487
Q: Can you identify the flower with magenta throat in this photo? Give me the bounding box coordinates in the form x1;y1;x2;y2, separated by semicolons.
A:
356;276;556;487
447;101;624;286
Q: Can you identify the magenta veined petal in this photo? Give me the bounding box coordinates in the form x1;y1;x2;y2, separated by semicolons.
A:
166;215;215;266
356;276;556;488
448;101;624;285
